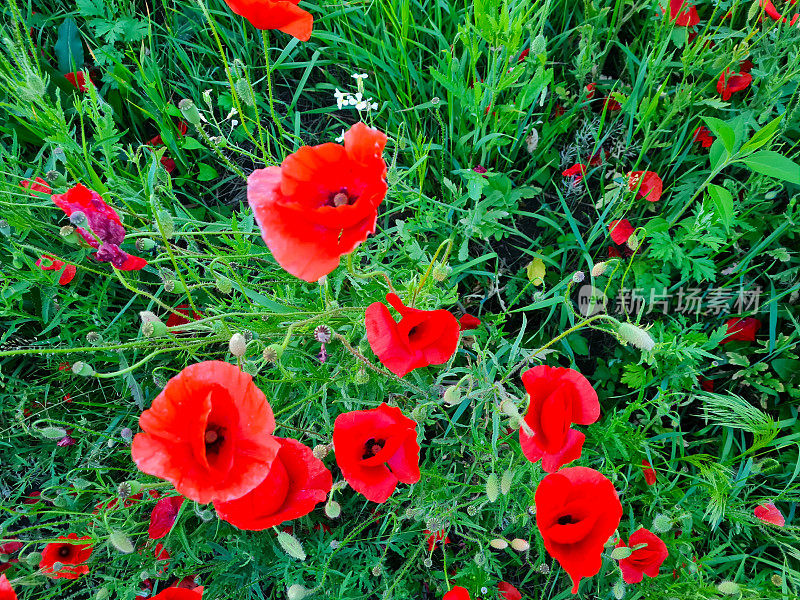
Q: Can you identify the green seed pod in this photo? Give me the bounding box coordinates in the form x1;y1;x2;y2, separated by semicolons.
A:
610;546;632;560
229;333;247;358
109;530;134;554
59;225;80;244
486;473;499;503
24;552;42;567
277;531;306;561
136;237;157;252
71;361;95;377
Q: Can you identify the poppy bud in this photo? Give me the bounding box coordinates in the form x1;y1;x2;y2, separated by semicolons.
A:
216;275;234;294
95;588;110;600
652;514;672;533
626;233;639;250
717;582;740;595
72;361;95;376
109;530;134;554
178;99;202;126
499;399;520;419
510;538;530;551
489;538;508;549
443;386;461;406
432;264;450;281
277;531;306;561
156;209;174;238
24;552;42;567
617;322;656;352
612;581;625;599
500;470;513;495
39;426;68;440
235;78;255;107
69;211;88;227
591;262;607;277
229;333;247;357
611;546;633;559
325;500;341;519
287;585;310;600
486;473;499;502
354;367;369;384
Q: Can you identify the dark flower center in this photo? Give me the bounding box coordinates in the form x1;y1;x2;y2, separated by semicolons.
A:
204;424;225;455
362;438;386;460
58;545;72;558
557;514;576;525
327;188;357;208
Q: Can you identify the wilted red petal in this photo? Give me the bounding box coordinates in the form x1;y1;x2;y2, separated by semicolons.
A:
754;503;785;526
609;219;634;245
149;496;184;539
641;460;657;485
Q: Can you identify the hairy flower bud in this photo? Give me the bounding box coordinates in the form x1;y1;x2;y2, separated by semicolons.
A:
287;585;310;600
486;473;499;502
72;361;95;377
443;386;461;406
277;531;306;561
109;530;134;554
229;333;247;357
510;538;530;552
617;322;655;352
178;98;202;126
489;538;508;550
325;500;341;519
717;582;740;595
591;262;607;277
500;470;513;495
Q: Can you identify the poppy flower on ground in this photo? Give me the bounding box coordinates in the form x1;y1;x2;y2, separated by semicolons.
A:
52;184;147;271
609;219;635;245
221;0;313;40
0;575;16;600
424;529;450;552
65;71;89;92
585;83;596;99
248;123;387;282
365;293;460;377
443;587;471;600
717;69;752;101
40;533;93;579
459;314;481;331
616;528;669;584
693;126;714;148
535;467;622;594
754;503;785;526
165;304;204;328
149;496;184;539
36;254;77;285
214;437;332;530
628;171;663;202
562;163;586;179
131;361;281;504
332;403;420;503
21;176;51;195
603;96;622;112
151;587;204;599
518;366;600;472
722;317;761;343
667;0;700;26
642;460;657;485
498;581;522;600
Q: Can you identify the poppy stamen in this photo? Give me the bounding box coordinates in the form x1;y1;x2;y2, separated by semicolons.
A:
204;425;225;455
327;188;357;208
362;438;386;459
557;515;576;525
58;546;72;558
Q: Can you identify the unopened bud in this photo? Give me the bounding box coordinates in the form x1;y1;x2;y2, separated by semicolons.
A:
234;78;255;107
0;220;10;236
69;211;88;227
612;580;625;599
325;500;341;519
156;209;174;238
71;361;95;376
626;233;639;250
617;322;655;352
24;552;42;567
432;264;450;281
489;538;508;549
510;538;530;552
229;333;247;357
287;585;310;600
652;514;672;533
717;581;740;595
109;530;134;554
216;275;233;294
611;546;632;560
443;385;461;406
178;99;202;126
354;367;369;384
277;531;306;561
572;271;585;283
591;262;607;277
500;470;513;495
500;400;520;419
486;472;499;502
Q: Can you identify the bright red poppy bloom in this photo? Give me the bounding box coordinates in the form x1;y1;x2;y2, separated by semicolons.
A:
717;70;752;101
628;171;663;202
149;496;184;539
722;317;761;343
214;437;332;530
21;176;51;195
248;122;387;282
443;587;470;600
603;96;622;112
519;366;600;473
561;163;586;178
459;314;481;331
536;466;622;594
52;184;147;271
365;293;460;377
166;304;204;328
40;533;93;579
0;575;16;600
425;529;451;552
36;254;77;285
332;403;420;503
642;460;657;485
585;83;596;99
222;0;313;40
693;126;714;148
668;0;700;26
498;582;521;600
754;503;785;526
131;361;281;504
151;587;204;600
161;157;177;173
609;219;634;245
616;528;669;584
65;71;89;92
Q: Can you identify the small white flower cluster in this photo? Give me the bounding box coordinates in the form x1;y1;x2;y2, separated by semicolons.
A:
333;73;379;112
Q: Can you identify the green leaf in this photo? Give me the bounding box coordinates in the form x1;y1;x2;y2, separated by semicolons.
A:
707;184;734;229
197;163;218;181
55;18;84;74
742;151;800;184
76;0;106;17
181;136;205;150
740;115;782;154
708;138;727;171
703;117;735;154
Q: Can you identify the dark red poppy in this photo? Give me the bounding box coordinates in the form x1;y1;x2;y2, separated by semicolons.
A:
222;0;313;40
459;314;481;331
65;71;89;92
161;157;177;173
693;126;714;148
52;184;147;271
518;49;529;61
36;254;77;285
609;219;634;245
717;70;752;101
585;83;596;99
149;496;184;539
166;304;204;328
57;433;76;446
754;503;785;526
616;528;668;584
21;176;51;195
248;122;387;281
553;104;565;118
608;245;622;258
699;377;714;392
214;437;331;530
722;317;761;343
365;293;460;377
587;150;607;167
151;587;204;600
603;96;622;112
668;0;700;26
739;59;754;74
641;460;657;485
473;165;488;175
535;466;622;594
425;529;451;552
628;171;663;202
332;403;420;503
0;575;16;600
131;361;281;503
498;582;521;600
443;587;470;600
40;533;93;579
518;366;600;473
562;163;586;178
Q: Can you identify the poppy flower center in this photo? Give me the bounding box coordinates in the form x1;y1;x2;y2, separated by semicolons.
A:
204;425;225;454
557;514;576;525
362;438;386;460
327;188;357;208
58;545;72;558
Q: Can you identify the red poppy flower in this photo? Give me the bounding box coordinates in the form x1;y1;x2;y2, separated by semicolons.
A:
443;587;470;600
587;150;607;167
36;254;77;285
65;71;89;92
628;171;663;202
52;184;147;271
616;528;669;584
151;588;204;600
424;529;451;552
535;467;622;594
641;460;657;485
57;434;76;447
603;96;622;112
722;317;761;343
693;126;714;148
0;575;16;600
0;542;23;574
131;361;281;503
609;219;634;245
754;503;785;526
161;157;177;173
585;83;596;99
562;163;586;178
149;496;184;539
332;403;420;503
214;437;332;530
40;533;93;579
668;0;700;26
166;304;204;328
698;377;714;392
459;314;481;331
608;245;622;258
365;293;460;377
518;49;529;61
498;582;521;600
518;366;600;473
248;122;387;281
149;121;189;147
717;70;752;101
21;176;51;195
222;0;313;40
739;59;754;74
